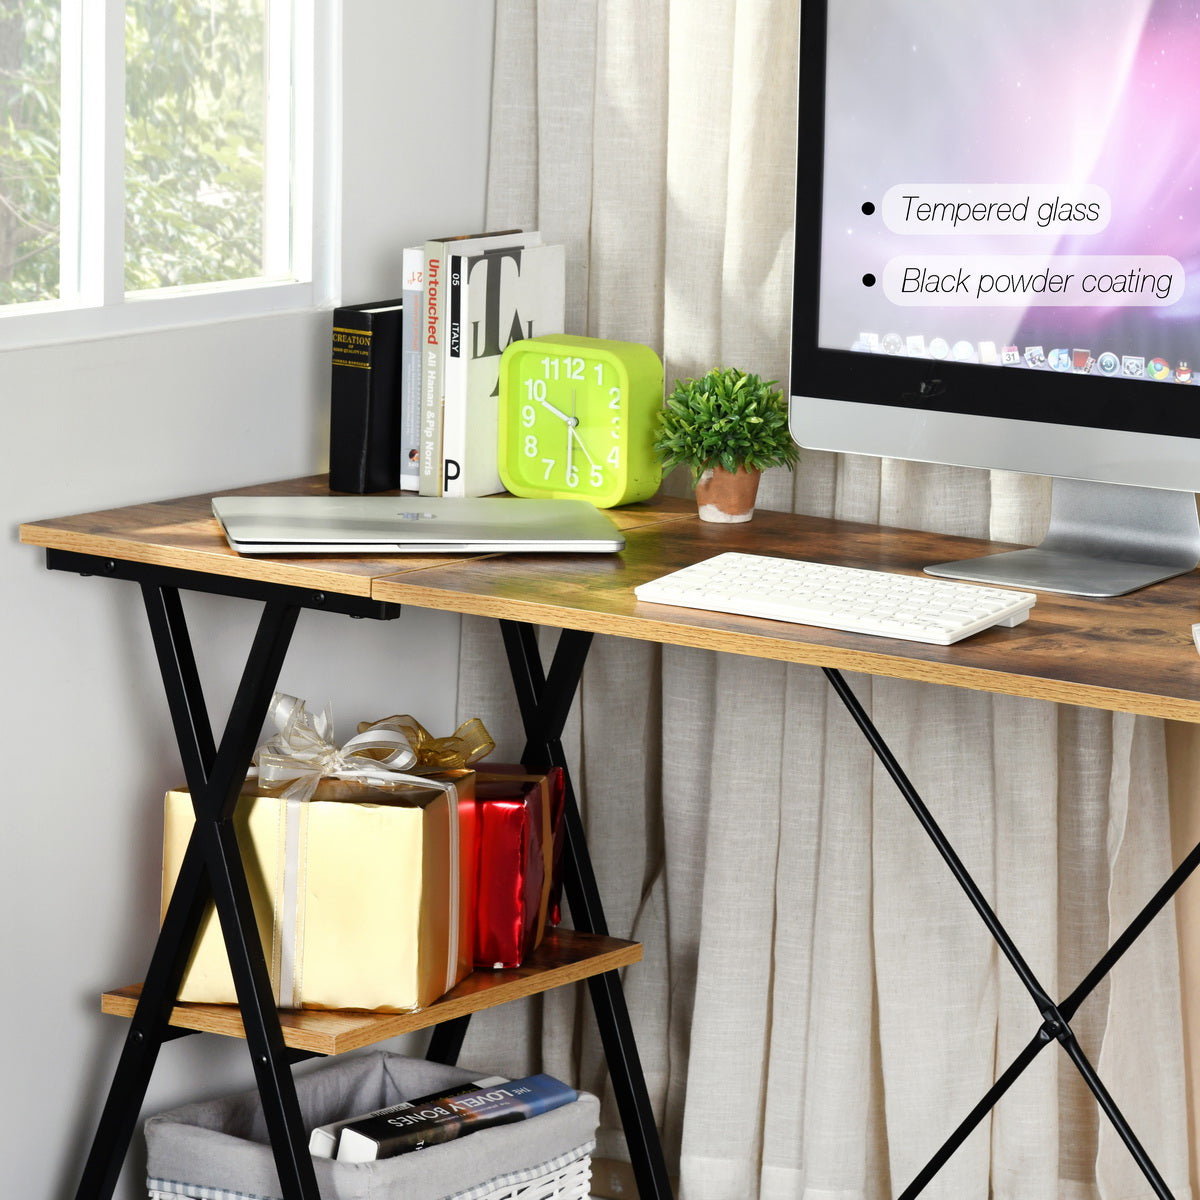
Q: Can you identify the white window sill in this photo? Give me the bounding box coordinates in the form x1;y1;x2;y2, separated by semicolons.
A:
0;278;336;352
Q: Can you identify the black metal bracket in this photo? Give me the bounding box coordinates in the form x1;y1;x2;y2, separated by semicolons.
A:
63;563;672;1200
822;667;1190;1200
45;549;403;621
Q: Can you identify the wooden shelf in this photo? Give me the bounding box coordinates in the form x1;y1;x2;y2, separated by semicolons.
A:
101;929;641;1056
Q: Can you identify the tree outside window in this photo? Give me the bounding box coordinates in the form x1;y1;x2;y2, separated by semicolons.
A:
1;0;281;309
0;2;61;305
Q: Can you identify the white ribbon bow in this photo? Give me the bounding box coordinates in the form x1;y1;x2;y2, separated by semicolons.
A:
254;693;425;802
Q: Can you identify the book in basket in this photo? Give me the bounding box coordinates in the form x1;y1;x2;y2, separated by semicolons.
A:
336;1073;577;1162
308;1076;506;1159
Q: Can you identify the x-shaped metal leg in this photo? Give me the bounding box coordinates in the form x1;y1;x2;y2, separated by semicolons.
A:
74;585;321;1200
498;620;673;1200
823;667;1189;1199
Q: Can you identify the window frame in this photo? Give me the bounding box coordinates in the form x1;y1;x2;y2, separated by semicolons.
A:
0;0;339;351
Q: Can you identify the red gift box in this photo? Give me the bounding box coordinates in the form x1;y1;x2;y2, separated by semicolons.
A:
473;765;566;968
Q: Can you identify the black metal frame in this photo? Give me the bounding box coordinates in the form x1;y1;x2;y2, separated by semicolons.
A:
823;667;1194;1199
49;544;1194;1199
70;571;346;1200
499;621;674;1200
50;552;672;1200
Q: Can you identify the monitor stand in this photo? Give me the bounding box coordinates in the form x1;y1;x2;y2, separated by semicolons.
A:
925;478;1200;598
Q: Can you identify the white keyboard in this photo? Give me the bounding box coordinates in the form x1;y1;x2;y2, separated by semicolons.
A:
633;552;1037;644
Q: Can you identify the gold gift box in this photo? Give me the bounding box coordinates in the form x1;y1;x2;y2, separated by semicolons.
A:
161;772;477;1012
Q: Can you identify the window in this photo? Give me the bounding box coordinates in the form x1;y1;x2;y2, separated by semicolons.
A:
0;0;334;348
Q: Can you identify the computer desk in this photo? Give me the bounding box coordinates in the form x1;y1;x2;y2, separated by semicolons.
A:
21;474;1200;1200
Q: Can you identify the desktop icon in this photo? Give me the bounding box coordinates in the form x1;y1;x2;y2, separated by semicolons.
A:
1023;346;1046;367
978;341;999;364
1176;361;1193;383
928;337;950;359
1071;349;1095;374
1001;345;1021;365
1122;355;1145;377
1147;357;1171;380
951;340;978;362
881;332;904;354
1048;348;1072;372
906;333;928;357
1096;351;1120;376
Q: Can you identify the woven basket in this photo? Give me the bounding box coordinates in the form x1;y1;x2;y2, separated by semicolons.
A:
143;1053;598;1200
147;1140;593;1200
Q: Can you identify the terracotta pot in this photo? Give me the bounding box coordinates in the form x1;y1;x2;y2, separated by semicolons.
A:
694;464;762;523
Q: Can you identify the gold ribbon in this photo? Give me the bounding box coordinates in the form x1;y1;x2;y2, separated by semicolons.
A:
254;694;427;802
356;714;495;771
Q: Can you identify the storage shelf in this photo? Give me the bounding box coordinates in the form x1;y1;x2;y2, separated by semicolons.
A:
101;929;641;1056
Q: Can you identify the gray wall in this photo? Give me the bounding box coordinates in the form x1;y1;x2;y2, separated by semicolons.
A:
0;4;495;1196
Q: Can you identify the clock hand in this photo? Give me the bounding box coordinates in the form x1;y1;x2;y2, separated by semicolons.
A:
537;397;573;423
569;424;597;468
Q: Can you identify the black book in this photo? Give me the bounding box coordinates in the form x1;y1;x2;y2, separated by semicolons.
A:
329;298;405;493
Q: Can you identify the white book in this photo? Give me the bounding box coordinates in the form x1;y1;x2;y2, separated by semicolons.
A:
441;242;566;497
399;245;424;491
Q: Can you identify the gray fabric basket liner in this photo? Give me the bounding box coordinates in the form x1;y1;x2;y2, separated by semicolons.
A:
144;1051;600;1200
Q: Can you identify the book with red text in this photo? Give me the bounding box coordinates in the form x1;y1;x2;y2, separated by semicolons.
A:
418;230;540;495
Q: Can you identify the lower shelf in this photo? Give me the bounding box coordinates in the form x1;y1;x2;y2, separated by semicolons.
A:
101;928;641;1056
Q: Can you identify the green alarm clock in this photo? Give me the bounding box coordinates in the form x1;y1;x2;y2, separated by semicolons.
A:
497;334;664;508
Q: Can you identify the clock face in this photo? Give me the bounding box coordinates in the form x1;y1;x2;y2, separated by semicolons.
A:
498;335;664;507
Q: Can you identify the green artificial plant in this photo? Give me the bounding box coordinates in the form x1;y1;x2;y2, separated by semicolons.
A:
652;366;800;483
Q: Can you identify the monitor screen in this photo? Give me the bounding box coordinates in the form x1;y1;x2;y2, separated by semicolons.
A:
792;0;1200;454
789;0;1200;594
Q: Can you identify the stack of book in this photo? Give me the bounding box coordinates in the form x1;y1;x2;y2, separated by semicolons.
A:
328;229;565;497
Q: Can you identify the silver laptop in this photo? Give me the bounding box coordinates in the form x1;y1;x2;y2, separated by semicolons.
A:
211;494;626;554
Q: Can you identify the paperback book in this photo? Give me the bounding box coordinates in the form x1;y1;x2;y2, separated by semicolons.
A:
418;229;541;496
399;246;425;490
308;1076;506;1159
441;242;566;497
335;1073;577;1162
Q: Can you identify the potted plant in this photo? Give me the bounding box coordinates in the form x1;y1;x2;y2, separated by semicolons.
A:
652;366;798;522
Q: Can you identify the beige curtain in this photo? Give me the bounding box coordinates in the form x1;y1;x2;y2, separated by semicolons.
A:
454;2;1194;1197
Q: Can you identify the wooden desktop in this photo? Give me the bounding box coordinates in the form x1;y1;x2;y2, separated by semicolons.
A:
24;473;1200;717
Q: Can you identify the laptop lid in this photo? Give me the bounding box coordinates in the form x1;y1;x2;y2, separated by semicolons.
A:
211;494;626;554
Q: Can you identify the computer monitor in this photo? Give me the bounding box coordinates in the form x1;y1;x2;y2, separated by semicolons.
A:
789;0;1200;597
